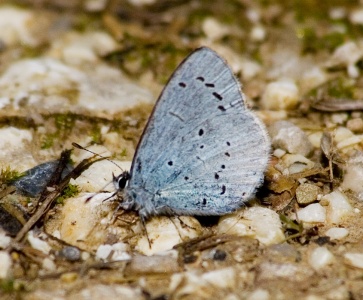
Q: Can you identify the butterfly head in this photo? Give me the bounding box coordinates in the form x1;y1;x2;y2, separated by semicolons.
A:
113;171;130;191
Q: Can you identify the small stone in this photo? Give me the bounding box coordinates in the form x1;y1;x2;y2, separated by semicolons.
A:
96;243;131;262
59;246;81;262
342;153;363;197
332;113;349;125
268;121;313;156
325;227;349;240
273;148;286;158
202;267;236;289
296;183;321;205
308;247;334;270
261;80;299;110
0;251;12;279
126;252;180;275
202;18;230;41
300;67;328;93
330;7;346;20
334;127;354;143
325;41;363;69
247;288;270;300
0;230;11;249
322;191;353;225
344;252;363;269
27;231;51;255
347;118;363;133
136;216;202;256
0;6;36;46
42;258;56;271
308;131;323;148
336;134;363;151
350;8;363;25
218;207;285;245
280;154;315;174
60;272;78;283
296;203;326;223
250;25;266;42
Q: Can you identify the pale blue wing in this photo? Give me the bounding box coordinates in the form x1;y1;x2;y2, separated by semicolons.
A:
125;47;270;217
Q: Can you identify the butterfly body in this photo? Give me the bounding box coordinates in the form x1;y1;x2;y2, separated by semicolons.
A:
118;47;270;221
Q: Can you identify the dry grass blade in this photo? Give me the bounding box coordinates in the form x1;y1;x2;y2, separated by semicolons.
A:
311;98;363;111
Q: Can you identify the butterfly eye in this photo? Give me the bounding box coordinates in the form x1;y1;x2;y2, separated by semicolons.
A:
114;171;130;190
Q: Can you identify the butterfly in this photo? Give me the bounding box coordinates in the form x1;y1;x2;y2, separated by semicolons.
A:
115;47;270;224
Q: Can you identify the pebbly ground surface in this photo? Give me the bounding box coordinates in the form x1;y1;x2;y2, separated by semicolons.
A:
1;1;363;299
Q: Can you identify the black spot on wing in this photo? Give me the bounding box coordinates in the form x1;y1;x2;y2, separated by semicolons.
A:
221;185;226;195
213;92;223;101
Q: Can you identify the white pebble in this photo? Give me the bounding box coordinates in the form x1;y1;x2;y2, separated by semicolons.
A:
0;127;32;152
344;252;363;269
280;154;315;174
128;0;156;6
331;113;348;125
296;203;326;223
342;162;363;195
273;148;286;158
347;118;363;133
202;267;236;289
336;134;363;150
334;127;354;143
350;8;363;24
96;244;112;261
325;227;349;240
250;25;266;42
27;231;51;254
326;41;363;67
0;6;36;46
308;247;334;270
268;120;313;156
261;80;299;110
218;207;285;245
322;191;353;225
42;257;56;271
300;67;328;93
202;18;230;41
308;132;323;148
0;251;12;279
247;288;270;300
84;0;108;11
330;7;346;20
136;216;202;256
51;31;118;65
0;230;11;249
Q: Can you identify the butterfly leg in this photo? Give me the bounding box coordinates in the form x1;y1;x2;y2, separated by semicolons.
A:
139;211;152;248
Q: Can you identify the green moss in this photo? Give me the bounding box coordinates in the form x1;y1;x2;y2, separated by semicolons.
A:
0;166;23;184
0;279;15;293
327;78;354;99
91;125;102;144
299;26;346;54
56;184;80;205
54;114;76;132
40;134;55;149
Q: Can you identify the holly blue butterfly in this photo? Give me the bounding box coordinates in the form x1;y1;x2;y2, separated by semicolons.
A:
116;47;270;223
